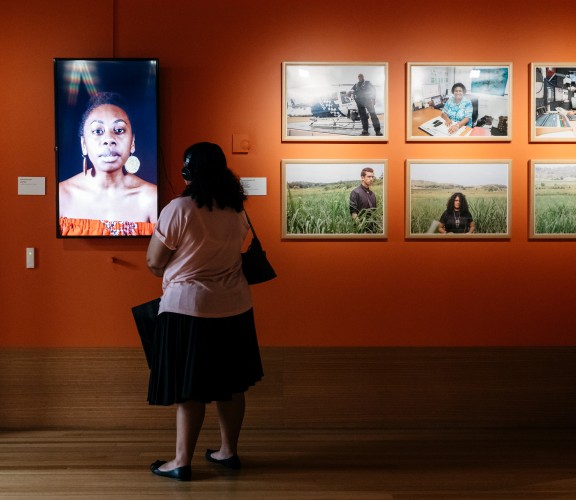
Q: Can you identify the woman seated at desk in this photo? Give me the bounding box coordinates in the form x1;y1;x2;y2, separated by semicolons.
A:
441;83;473;134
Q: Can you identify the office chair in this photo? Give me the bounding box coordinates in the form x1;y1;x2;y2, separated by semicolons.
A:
468;95;479;126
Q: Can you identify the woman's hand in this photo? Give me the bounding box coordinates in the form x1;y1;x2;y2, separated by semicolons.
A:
447;122;460;134
444;118;458;134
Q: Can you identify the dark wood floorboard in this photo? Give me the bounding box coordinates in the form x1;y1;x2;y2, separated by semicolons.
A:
0;429;576;498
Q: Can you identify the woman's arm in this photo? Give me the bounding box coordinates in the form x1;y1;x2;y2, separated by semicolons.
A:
438;212;448;233
146;234;175;277
467;221;476;234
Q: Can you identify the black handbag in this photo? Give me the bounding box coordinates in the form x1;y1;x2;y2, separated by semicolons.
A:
131;298;160;369
242;210;277;285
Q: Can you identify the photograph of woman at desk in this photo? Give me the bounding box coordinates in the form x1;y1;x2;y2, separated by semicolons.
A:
407;63;512;141
440;83;473;135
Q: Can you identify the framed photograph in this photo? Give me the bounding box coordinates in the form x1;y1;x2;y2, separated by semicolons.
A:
282;62;388;141
54;58;159;238
530;160;576;238
530;64;576;142
407;63;512;141
282;160;387;239
406;160;511;239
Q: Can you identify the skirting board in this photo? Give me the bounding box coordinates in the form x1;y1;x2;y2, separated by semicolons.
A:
1;347;576;430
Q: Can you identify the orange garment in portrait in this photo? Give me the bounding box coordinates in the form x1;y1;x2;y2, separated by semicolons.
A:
59;217;155;236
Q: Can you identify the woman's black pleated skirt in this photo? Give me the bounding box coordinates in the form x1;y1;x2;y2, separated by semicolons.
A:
147;308;263;405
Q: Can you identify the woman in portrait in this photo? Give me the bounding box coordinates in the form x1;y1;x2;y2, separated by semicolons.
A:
145;142;264;481
58;92;157;236
438;192;475;234
440;83;473;135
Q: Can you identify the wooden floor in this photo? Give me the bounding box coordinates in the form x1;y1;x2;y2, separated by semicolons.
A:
1;429;576;499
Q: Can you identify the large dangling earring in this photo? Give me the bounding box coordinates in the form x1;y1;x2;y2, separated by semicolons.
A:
83;155;88;176
124;154;141;174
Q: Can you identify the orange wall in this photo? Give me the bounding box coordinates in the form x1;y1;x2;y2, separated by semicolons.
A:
2;0;575;347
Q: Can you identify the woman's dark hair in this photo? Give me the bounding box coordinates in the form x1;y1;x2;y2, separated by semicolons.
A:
446;192;469;212
78;92;132;137
451;82;466;94
181;142;246;212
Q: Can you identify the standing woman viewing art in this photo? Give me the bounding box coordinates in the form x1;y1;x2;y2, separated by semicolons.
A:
58;92;157;236
438;192;475;234
146;142;264;481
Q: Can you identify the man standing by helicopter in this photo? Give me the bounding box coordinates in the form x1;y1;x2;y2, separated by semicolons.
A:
349;74;382;136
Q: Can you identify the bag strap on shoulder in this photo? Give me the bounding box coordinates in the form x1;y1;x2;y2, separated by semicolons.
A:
243;209;258;240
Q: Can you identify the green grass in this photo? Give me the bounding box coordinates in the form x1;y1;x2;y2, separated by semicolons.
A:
286;181;384;234
410;189;508;234
534;187;576;234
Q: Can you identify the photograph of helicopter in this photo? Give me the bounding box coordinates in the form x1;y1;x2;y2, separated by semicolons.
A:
282;62;388;141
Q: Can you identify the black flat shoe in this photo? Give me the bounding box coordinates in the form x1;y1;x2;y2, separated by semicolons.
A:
150;460;192;481
205;449;241;470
